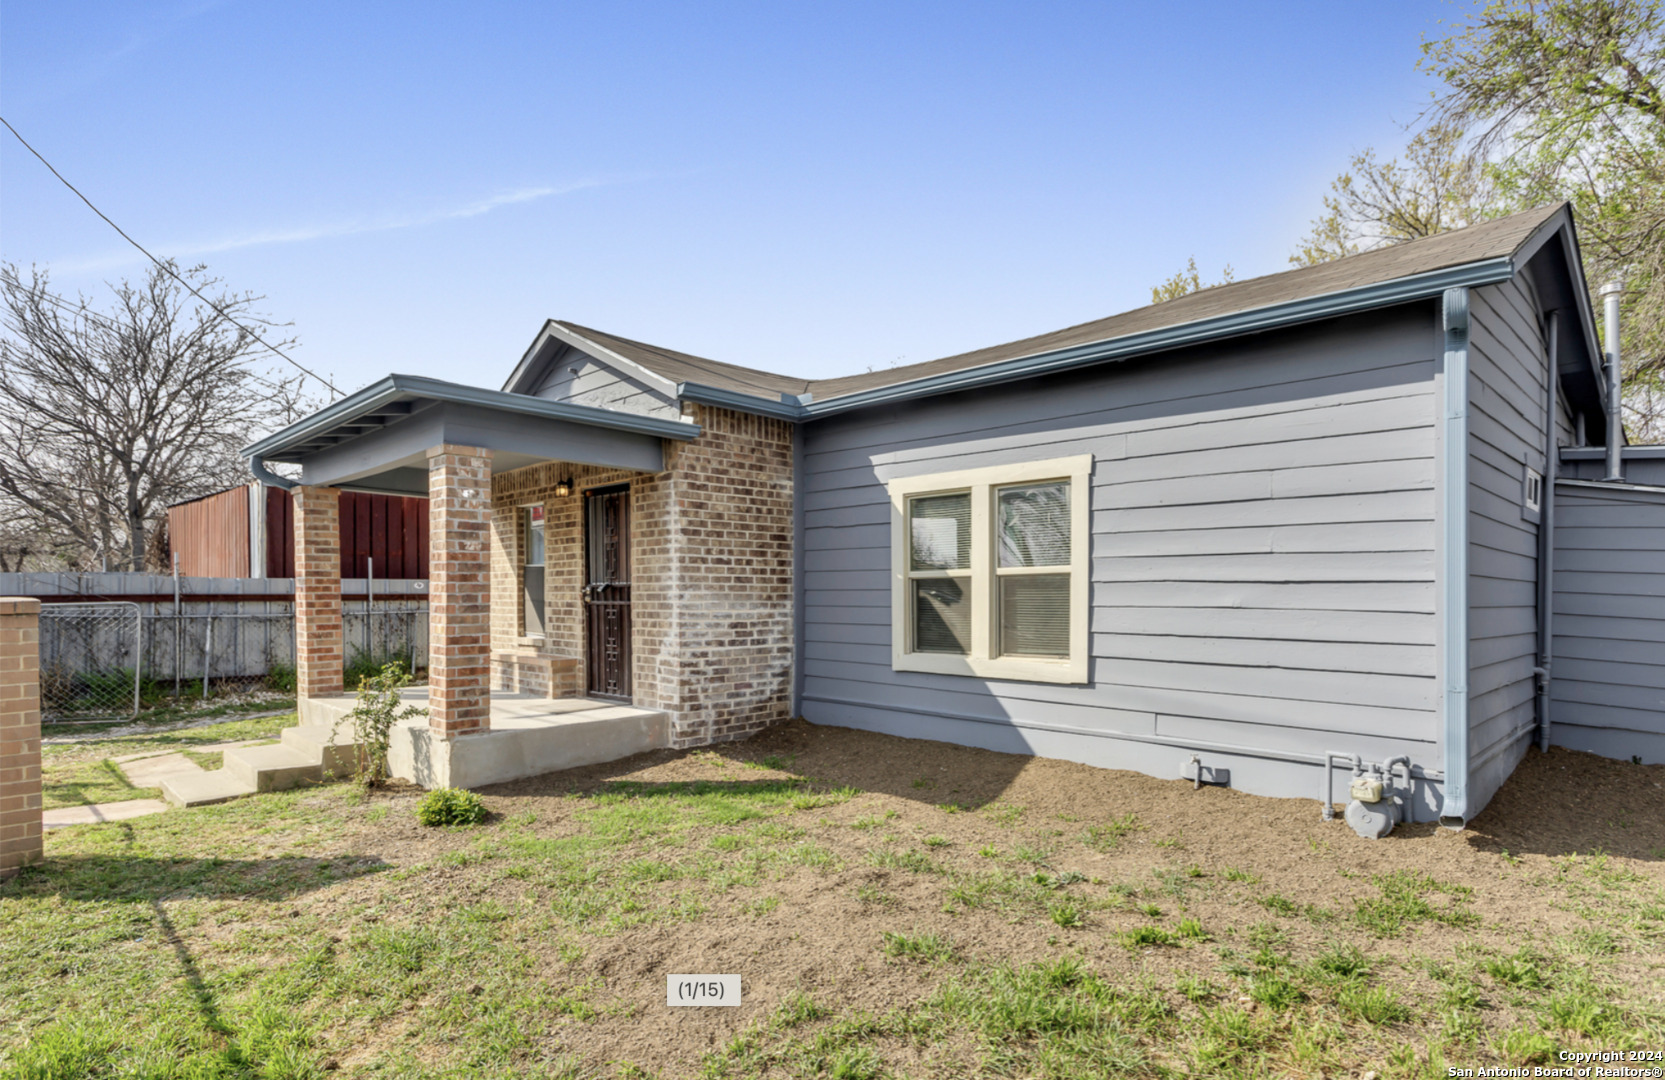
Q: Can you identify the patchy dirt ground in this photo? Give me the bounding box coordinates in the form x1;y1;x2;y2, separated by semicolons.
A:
464;723;1665;1071
8;718;1664;1078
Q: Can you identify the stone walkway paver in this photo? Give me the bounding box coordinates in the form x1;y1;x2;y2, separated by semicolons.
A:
43;799;171;829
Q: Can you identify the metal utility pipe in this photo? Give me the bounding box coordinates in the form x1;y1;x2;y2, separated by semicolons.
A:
1601;282;1624;481
1537;311;1560;752
172;552;182;699
1321;752;1363;821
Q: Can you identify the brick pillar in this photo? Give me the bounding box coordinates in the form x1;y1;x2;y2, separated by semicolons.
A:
428;445;492;736
293;485;344;698
0;598;42;880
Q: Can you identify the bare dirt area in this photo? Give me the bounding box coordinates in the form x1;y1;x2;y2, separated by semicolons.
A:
6;718;1664;1079
464;722;1665;1075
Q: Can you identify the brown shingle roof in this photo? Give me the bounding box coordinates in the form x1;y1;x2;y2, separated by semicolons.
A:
555;204;1565;406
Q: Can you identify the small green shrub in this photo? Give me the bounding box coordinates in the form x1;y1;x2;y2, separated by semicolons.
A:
417;787;488;827
335;660;426;786
265;661;297;694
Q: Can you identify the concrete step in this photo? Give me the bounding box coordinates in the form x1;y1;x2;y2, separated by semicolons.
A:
161;769;257;808
281;724;367;776
223;744;326;793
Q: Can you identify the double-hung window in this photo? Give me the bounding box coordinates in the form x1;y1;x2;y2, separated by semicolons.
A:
888;455;1091;684
523;505;546;638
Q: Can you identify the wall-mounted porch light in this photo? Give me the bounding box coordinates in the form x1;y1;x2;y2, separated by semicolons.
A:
555;478;573;498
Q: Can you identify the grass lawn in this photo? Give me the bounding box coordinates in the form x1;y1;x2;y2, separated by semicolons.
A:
3;719;1663;1078
40;712;296;811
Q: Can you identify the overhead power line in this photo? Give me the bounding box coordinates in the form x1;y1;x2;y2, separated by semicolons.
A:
0;115;341;397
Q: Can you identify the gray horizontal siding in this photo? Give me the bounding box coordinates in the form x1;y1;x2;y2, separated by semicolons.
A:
799;303;1444;819
528;343;681;420
1465;279;1548;813
1550;482;1665;763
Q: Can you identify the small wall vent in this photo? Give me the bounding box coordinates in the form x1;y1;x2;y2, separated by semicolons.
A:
1522;465;1543;523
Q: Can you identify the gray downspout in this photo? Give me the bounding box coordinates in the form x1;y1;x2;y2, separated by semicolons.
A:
1536;311;1558;753
1601;282;1624;482
1439;287;1472;828
248;455;298;490
790;419;806;718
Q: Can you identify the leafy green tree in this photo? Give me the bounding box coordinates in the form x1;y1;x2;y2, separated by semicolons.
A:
1422;0;1664;439
1150;257;1235;304
1294;0;1665;439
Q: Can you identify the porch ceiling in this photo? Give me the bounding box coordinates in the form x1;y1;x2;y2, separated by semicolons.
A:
241;374;699;495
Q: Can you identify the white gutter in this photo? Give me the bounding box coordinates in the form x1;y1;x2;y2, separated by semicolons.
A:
1439;286;1472;828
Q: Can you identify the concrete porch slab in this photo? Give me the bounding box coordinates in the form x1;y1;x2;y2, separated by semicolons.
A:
299;688;670;790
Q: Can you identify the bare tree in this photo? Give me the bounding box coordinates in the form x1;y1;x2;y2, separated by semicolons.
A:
0;261;318;571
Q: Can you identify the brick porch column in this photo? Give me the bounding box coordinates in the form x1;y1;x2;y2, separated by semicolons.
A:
293;485;344;698
428;445;493;736
0;598;42;880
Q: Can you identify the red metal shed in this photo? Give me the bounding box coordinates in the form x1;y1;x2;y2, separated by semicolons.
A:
168;484;428;579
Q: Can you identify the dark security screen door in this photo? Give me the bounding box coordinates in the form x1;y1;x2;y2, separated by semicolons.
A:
584;485;631;701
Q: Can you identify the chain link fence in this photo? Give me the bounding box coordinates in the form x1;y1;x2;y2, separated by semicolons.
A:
40;602;428;723
39;602;142;720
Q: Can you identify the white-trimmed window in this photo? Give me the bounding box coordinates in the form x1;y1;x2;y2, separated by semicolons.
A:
887;455;1091;684
523;504;546;638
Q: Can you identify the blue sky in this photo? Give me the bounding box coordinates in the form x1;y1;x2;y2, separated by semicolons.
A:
2;1;1458;400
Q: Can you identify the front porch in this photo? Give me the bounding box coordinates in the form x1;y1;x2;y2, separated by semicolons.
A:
299;689;669;789
240;374;796;791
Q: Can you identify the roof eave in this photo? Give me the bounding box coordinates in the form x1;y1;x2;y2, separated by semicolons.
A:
675;382;808;421
244;373;701;462
677;254;1519;422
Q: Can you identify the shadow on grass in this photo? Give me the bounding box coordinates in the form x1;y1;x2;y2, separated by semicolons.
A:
2;851;390;902
41;758;153;811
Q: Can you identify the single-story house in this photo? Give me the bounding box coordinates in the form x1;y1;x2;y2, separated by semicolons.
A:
243;202;1663;825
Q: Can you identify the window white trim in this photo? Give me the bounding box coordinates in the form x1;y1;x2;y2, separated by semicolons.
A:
888;454;1091;684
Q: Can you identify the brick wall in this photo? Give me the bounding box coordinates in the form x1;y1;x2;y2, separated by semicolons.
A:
483;406;793;746
0;597;42;880
428;445;494;736
293;486;343;698
662;405;795;746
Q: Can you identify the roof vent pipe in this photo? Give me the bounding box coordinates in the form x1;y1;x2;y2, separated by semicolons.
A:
1600;281;1624;482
